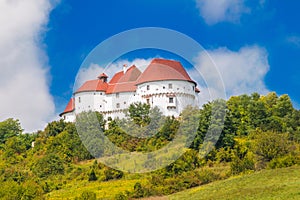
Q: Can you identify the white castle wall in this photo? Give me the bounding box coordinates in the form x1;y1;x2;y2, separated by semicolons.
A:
63;80;198;121
136;80;198;117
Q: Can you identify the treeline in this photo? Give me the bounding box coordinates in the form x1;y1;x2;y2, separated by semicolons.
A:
0;92;299;199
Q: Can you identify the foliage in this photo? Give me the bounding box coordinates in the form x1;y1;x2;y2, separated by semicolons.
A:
32;153;65;178
128;102;151;127
0;118;22;147
75;191;97;200
0;92;299;199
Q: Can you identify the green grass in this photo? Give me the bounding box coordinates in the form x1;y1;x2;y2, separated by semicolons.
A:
169;165;300;200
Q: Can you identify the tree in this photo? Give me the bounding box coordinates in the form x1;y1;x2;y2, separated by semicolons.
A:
0;118;22;147
128;102;151;127
252;131;290;162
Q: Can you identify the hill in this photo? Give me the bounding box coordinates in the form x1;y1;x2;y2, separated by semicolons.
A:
169;165;300;200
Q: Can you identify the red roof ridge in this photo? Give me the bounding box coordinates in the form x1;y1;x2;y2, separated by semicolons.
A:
136;58;196;85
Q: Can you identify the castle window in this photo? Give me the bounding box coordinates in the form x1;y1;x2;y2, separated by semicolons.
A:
116;103;120;108
163;86;165;89
146;98;150;105
100;105;102;108
168;83;172;89
169;97;174;103
147;85;150;90
124;101;126;104
116;93;119;98
78;97;81;103
100;93;102;95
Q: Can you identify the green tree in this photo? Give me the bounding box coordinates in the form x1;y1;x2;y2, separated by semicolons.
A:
0;118;22;147
252;131;291;162
128;102;151;127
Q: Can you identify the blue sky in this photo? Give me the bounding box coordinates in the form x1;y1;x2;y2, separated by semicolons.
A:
1;0;300;131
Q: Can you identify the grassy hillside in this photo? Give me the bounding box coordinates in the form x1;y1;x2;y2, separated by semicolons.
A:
169;165;300;200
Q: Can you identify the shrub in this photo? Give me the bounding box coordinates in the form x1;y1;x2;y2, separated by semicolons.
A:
230;153;255;174
75;191;97;200
103;167;123;181
115;192;128;200
88;169;97;181
268;154;299;169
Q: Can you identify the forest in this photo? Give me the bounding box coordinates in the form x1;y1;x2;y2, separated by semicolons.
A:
0;92;299;199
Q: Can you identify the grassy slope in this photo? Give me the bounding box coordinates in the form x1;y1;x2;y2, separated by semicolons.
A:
169;166;300;200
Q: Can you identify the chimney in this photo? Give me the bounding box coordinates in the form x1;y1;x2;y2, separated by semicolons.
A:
123;64;127;74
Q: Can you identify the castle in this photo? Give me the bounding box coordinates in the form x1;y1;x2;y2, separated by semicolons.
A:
60;58;200;122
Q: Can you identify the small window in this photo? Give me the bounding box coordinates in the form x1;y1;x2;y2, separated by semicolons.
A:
100;105;102;108
116;93;119;98
78;97;81;103
146;98;150;105
100;93;102;95
163;86;165;89
168;83;172;89
147;85;150;90
124;101;126;104
94;93;96;95
116;103;120;108
169;97;174;103
192;86;195;91
63;116;66;120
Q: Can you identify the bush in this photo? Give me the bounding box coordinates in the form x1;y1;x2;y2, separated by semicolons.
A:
230;153;255;174
268;154;299;169
75;191;97;200
103;167;123;181
88;169;97;181
115;192;128;200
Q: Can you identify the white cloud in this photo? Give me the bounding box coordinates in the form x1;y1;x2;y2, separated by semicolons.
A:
75;58;153;90
193;45;270;104
0;0;57;132
196;0;250;25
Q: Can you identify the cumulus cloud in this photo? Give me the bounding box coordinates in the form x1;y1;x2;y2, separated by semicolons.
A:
193;45;270;104
0;0;57;132
196;0;250;25
75;58;154;90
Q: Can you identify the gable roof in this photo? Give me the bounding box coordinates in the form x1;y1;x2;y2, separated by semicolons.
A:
136;58;196;85
106;65;141;94
59;98;74;116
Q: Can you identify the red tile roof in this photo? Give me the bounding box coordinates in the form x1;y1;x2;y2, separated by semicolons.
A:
136;58;196;85
74;59;196;95
75;79;108;93
106;65;141;94
59;98;74;116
